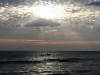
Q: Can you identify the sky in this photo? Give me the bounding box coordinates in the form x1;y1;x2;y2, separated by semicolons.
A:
0;0;100;51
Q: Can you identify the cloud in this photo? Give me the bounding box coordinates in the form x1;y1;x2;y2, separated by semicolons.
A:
24;18;61;27
86;1;100;6
0;0;100;42
0;0;37;5
10;24;22;27
0;0;24;5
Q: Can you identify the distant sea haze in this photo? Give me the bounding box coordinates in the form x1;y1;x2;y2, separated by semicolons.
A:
0;51;100;75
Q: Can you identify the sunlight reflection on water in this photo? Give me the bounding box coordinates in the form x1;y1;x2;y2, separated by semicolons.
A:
0;51;100;75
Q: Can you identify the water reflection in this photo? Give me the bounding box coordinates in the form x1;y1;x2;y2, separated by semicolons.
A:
21;52;69;75
1;51;100;75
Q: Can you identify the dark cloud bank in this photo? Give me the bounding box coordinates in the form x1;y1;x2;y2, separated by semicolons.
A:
87;1;100;6
24;18;61;27
0;0;37;5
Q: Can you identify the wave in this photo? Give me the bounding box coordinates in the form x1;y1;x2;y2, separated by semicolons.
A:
0;71;29;75
0;71;70;75
72;70;100;75
44;58;100;63
0;60;42;64
1;70;100;75
0;58;99;64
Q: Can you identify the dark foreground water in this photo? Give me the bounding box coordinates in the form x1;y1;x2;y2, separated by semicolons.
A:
0;51;100;75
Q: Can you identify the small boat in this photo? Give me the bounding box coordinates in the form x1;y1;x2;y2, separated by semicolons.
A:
40;53;51;56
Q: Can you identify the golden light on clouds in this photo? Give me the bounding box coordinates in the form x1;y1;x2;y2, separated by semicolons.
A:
0;39;100;45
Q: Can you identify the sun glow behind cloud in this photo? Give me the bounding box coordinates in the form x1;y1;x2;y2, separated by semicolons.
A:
28;1;66;20
0;0;100;28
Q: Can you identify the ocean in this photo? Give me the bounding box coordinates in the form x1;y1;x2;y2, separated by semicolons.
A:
0;51;100;75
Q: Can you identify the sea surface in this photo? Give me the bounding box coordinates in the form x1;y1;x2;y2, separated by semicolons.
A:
0;51;100;75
